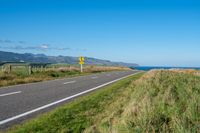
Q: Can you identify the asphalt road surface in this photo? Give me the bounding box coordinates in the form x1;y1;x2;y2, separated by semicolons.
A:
0;70;140;129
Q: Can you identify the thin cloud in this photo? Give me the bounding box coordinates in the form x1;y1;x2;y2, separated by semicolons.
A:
76;48;87;51
0;39;14;43
0;39;26;44
0;39;72;51
5;40;13;43
40;44;49;49
0;44;71;51
18;41;26;44
56;47;71;50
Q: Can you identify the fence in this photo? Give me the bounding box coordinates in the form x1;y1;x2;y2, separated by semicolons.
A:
0;62;52;75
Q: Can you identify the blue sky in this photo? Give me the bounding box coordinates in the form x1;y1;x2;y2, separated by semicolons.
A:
0;0;200;67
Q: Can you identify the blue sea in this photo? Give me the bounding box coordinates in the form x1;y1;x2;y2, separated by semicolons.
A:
132;66;200;71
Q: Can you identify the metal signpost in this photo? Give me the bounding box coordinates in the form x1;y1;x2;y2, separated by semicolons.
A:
79;56;85;73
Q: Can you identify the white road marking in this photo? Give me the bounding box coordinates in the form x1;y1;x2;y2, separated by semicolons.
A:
63;81;76;85
91;76;98;79
0;71;141;126
0;91;21;97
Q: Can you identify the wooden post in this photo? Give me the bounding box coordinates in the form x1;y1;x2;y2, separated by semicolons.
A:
69;65;71;71
8;65;11;73
28;65;32;75
1;65;4;72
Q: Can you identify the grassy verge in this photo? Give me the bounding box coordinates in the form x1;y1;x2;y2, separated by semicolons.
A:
89;70;200;133
5;72;144;133
6;70;199;133
0;66;130;88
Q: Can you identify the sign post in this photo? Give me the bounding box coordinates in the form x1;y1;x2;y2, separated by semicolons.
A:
80;63;83;73
79;56;85;73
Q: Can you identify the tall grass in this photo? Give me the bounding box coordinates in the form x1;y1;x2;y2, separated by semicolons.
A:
0;66;130;87
88;70;200;133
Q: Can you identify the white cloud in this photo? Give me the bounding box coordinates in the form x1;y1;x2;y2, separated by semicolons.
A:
40;44;49;49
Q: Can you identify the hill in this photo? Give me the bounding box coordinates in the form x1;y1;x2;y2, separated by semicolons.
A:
0;51;138;67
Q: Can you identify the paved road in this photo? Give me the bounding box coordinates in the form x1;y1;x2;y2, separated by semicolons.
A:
0;70;140;129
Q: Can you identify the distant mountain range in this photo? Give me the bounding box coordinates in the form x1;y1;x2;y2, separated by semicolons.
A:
0;51;139;67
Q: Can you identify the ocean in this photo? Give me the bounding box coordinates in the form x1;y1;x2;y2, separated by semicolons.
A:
132;66;200;71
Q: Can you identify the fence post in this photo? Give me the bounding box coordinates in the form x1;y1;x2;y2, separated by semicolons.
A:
1;65;3;72
40;66;42;71
8;65;12;73
69;65;71;71
28;65;32;75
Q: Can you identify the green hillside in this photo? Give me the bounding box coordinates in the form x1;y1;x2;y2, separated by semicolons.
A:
0;51;138;67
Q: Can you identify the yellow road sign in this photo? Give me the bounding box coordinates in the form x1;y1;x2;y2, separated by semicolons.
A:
79;61;84;65
79;56;85;73
79;56;85;62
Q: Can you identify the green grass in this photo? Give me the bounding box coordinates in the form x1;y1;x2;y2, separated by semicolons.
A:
91;70;200;133
5;70;199;133
0;70;84;88
11;66;30;76
5;73;144;133
0;65;131;88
